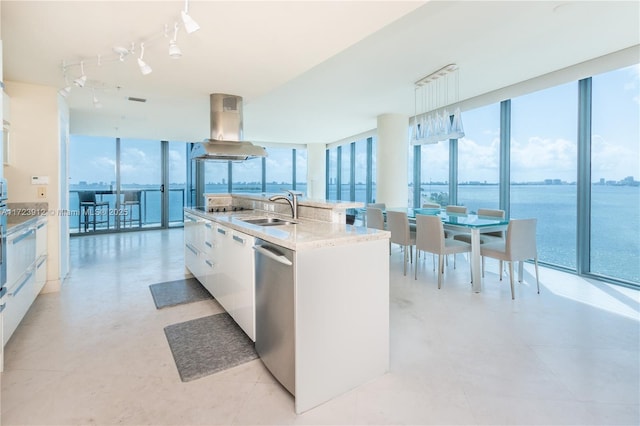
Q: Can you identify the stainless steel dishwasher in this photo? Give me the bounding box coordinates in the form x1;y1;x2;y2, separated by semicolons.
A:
253;239;295;395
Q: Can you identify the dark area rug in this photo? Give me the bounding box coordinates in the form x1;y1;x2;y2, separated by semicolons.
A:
149;278;213;309
164;313;258;382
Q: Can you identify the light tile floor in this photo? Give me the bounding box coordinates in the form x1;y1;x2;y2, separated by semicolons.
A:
1;228;638;425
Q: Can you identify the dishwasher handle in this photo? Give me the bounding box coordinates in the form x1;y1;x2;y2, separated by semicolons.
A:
253;244;293;266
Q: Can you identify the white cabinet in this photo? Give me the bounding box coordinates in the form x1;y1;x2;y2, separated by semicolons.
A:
3;217;47;347
35;220;47;294
184;212;210;285
183;210;256;341
227;230;255;341
211;224;234;316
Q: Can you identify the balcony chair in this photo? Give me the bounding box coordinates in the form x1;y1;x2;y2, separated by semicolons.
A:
414;214;471;288
480;218;540;300
386;210;416;276
122;190;142;228
79;191;109;232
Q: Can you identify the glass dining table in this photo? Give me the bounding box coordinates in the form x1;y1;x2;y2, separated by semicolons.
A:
360;207;509;293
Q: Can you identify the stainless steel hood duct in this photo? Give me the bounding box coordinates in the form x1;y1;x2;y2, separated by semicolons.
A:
191;94;267;161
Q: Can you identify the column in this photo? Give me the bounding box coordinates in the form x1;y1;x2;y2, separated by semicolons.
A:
306;143;326;199
376;113;408;206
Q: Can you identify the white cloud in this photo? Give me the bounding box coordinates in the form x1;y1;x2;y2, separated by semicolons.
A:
510;136;577;182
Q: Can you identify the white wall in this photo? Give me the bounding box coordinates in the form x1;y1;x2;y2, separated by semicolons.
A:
4;81;67;292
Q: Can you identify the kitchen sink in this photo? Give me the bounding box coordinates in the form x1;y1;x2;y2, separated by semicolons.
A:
240;217;297;226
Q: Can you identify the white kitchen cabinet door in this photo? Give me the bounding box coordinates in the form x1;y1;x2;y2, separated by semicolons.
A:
3;268;35;346
35;220;47;259
212;225;233;312
34;256;47;296
227;230;255;341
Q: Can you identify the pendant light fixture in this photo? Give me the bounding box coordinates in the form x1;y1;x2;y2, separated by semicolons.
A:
74;61;87;87
137;43;152;75
181;0;200;34
411;64;464;145
169;22;182;58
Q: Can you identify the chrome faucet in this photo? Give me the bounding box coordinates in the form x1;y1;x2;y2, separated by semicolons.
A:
269;190;301;219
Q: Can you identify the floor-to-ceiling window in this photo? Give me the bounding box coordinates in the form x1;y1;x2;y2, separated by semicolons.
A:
326;147;338;200
266;147;294;192
354;140;367;202
326;137;376;203
418;140;450;206
69;136;117;233
511;81;579;270
590;65;640;283
193;147;308;202
70;137;187;233
168;142;188;226
120;138;162;228
340;144;352;200
295;149;308;194
232;158;262;193
457;103;501;213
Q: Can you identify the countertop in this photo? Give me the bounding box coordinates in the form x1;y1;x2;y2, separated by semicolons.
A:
185;208;389;251
6;214;46;236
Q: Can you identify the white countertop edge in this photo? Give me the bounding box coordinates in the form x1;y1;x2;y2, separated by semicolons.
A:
185;208;389;251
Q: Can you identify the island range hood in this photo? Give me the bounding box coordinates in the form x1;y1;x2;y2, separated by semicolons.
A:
191;93;267;161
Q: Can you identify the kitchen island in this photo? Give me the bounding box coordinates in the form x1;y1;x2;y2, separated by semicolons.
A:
184;201;390;414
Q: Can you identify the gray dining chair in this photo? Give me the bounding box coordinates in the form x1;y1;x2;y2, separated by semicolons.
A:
444;205;468;238
480;218;540;299
455;208;505;244
368;203;386;211
422;202;441;209
454;208;506;274
366;207;385;230
415;214;471;288
386;210;416;276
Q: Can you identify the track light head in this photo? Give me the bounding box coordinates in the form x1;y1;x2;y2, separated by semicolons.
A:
169;40;182;59
138;43;152;75
181;10;200;34
74;61;87;87
58;86;72;97
74;75;87;88
137;58;152;75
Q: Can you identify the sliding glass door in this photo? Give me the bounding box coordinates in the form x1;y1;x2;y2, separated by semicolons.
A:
69;136;186;234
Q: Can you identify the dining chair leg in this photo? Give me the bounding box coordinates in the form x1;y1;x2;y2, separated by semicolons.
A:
403;245;407;276
499;260;504;281
534;257;540;294
414;249;419;280
437;255;444;289
508;262;515;300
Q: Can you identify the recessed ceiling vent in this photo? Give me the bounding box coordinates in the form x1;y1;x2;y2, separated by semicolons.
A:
190;93;267;162
127;96;147;103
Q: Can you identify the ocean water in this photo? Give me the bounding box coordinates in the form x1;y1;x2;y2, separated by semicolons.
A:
70;183;639;284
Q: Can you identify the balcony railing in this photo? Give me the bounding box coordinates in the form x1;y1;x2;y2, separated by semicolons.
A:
70;188;185;234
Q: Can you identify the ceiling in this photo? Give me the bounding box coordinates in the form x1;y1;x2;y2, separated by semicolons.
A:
2;1;639;145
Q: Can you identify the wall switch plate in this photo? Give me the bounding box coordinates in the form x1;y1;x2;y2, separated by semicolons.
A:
31;175;50;185
37;186;46;198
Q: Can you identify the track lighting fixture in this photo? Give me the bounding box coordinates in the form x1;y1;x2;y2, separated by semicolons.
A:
92;90;102;109
169;22;182;58
181;0;200;34
59;1;200;98
58;86;72;98
74;61;87;87
137;43;152;75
